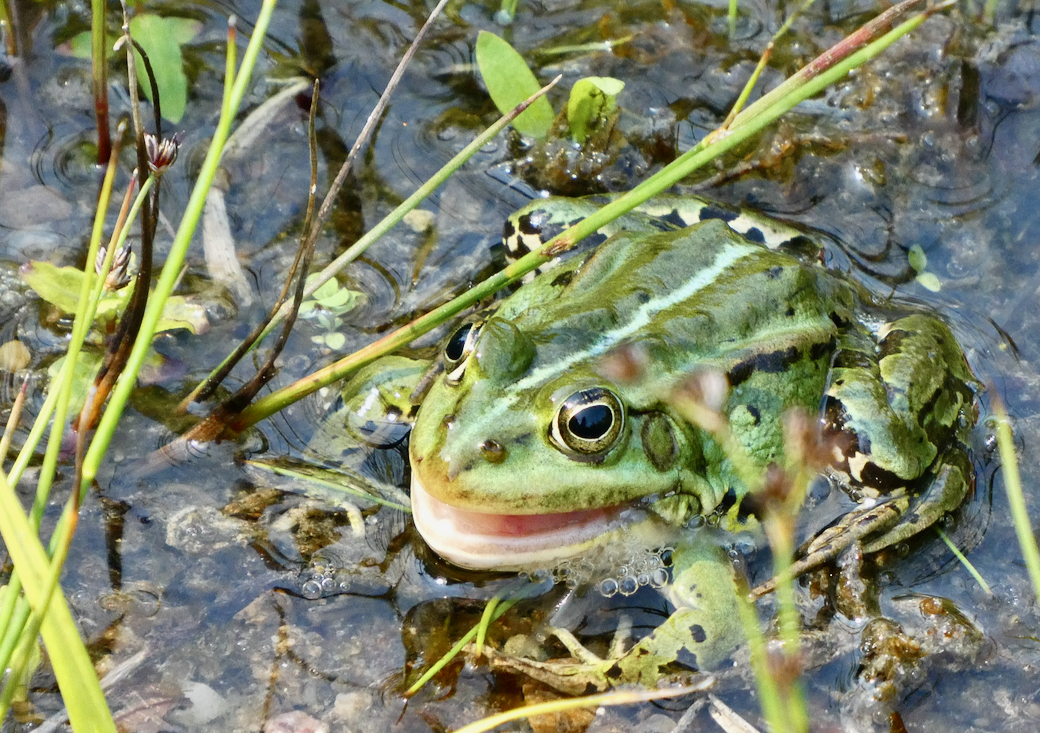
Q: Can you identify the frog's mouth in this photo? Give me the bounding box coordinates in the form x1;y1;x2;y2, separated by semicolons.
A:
411;476;629;571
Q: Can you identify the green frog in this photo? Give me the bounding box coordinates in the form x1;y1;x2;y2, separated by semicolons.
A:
324;196;979;689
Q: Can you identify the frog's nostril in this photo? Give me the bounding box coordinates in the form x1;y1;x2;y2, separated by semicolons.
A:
480;439;507;464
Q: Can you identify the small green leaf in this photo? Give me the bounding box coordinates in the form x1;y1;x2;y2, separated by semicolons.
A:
310;275;340;301
48;352;104;416
475;31;554;138
129;15;201;124
323;332;347;350
21;261;207;334
567;77;623;143
20;261;125;316
916;272;941;292
907;244;927;273
154;296;209;334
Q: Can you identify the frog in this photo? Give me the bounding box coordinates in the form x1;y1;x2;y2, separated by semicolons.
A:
328;195;979;689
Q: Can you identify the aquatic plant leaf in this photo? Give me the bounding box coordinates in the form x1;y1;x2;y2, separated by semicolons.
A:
475;31;553;138
908;243;927;272
20;261;126;317
915;272;941;292
129;15;202;123
20;261;208;334
154;297;209;334
567;76;624;143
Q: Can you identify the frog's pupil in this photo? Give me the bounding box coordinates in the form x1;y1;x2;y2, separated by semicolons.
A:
569;405;613;439
445;324;473;362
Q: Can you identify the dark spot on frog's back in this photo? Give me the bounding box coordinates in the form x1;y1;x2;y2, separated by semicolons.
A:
728;345;802;387
551;271;574;287
502;219;516;240
699;205;738;223
690;624;707;643
744;227;765;243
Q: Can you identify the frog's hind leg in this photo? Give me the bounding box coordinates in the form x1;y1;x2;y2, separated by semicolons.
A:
753;315;977;598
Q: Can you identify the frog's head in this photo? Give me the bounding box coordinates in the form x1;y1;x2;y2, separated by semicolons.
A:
409;317;706;571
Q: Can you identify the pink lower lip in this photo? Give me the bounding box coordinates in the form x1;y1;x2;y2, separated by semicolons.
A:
410;475;622;570
425;496;610;537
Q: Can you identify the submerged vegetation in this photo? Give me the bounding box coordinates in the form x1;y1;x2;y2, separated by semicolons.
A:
0;0;1038;731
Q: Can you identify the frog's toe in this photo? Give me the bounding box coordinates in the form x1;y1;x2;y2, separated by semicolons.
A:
861;449;972;553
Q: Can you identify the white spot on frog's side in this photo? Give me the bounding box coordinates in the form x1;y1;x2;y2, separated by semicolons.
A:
727;214;802;249
848;451;870;482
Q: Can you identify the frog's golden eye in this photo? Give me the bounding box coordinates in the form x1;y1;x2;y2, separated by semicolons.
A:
443;322;480;384
552;388;625;456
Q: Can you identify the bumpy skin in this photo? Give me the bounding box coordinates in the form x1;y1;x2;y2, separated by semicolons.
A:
391;197;979;687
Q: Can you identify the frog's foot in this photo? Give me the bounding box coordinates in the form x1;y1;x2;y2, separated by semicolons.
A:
752;447;973;599
859;448;973;553
471;616;636;694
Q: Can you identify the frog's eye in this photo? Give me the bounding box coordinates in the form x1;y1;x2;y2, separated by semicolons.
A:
552;388;625;456
443;322;480;384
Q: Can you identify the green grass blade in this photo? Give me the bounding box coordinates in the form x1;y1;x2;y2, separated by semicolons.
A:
0;471;116;731
993;398;1040;606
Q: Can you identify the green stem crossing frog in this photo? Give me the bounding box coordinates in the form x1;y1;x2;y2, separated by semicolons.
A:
320;196;979;689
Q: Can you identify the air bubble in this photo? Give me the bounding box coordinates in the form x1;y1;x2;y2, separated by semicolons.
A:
300;579;323;599
651;568;669;588
637;573;651;587
600;578;619;597
619;576;639;596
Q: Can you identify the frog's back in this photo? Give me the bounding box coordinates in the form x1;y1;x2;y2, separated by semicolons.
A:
498;219;855;407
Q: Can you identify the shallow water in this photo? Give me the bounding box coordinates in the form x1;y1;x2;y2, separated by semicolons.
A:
2;1;1040;731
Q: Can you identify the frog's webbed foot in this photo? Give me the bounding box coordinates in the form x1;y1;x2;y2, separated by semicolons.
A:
470;617;637;694
752;446;974;599
474;540;743;692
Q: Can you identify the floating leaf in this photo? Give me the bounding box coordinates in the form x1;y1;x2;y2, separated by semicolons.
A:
907;243;927;273
475;31;554;138
567;76;624;143
155;296;210;334
916;272;941;292
66;17;200;123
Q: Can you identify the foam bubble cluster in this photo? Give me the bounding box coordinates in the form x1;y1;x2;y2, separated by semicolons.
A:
523;544;674;597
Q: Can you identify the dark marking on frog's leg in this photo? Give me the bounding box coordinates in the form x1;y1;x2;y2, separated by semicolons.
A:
744;227;765;243
674;647;699;671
